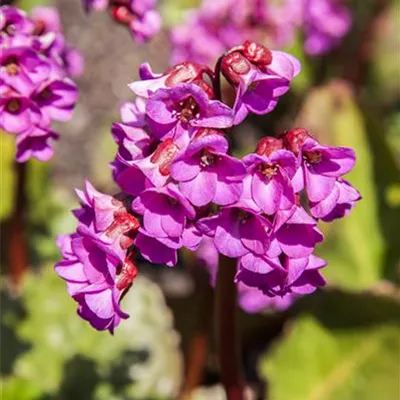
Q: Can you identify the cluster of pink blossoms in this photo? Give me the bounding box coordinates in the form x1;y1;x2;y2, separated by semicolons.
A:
0;6;82;162
83;0;161;43
171;0;352;65
56;40;360;332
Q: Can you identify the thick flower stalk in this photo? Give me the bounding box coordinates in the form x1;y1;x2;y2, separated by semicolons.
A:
0;6;82;162
82;0;161;43
55;40;360;335
171;0;352;65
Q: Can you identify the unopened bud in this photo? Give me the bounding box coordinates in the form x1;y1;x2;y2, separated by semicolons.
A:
242;40;273;68
221;51;251;85
256;137;283;156
150;138;180;175
282;128;313;154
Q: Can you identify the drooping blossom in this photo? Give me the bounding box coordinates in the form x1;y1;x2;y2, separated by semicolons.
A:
55;182;141;332
0;5;81;162
284;128;358;204
221;41;301;124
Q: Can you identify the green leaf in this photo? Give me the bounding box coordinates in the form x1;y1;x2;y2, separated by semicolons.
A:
8;267;182;399
0;132;16;221
18;0;52;12
260;290;400;400
160;0;201;27
1;377;45;400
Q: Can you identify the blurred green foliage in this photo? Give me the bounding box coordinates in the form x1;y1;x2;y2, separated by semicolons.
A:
1;270;182;400
0;133;16;220
260;290;400;400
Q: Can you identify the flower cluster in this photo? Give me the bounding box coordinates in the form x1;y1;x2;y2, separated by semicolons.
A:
83;0;161;43
0;6;82;162
171;0;352;65
56;40;360;332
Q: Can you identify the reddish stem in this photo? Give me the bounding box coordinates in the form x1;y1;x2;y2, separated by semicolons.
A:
9;161;28;287
215;255;244;399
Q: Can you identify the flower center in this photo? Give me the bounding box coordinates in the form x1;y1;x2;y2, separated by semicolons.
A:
178;96;200;123
260;163;278;179
3;23;16;36
6;98;20;113
200;150;216;168
236;209;250;224
304;150;322;164
40;88;52;100
5;58;19;75
248;81;259;92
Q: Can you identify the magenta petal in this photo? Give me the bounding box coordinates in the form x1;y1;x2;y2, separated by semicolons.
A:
84;289;115;320
143;209;167;238
252;172;283;215
310;183;340;219
213;179;243;206
240;215;269;255
170;155;201;182
180;170;217;206
240;252;283;274
160;207;185;238
214;222;247;258
135;231;178;267
305;166;336;202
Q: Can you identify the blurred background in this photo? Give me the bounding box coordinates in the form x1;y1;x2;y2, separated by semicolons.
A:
1;0;399;399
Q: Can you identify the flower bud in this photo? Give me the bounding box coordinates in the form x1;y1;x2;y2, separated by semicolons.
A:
165;61;207;87
150;138;180;176
256;137;283;156
242;40;272;68
221;51;252;85
111;5;134;25
282;128;313;154
116;258;138;290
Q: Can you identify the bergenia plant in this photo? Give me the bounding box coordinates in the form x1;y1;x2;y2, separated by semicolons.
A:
0;6;82;162
55;40;361;335
82;0;161;43
171;0;352;65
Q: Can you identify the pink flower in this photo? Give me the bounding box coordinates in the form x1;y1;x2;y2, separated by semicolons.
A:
171;131;246;206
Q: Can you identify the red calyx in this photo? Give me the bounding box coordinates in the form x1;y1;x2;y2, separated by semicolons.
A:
33;20;46;36
242;40;273;68
165;62;215;98
165;62;205;86
221;51;252;85
150;138;180;176
282;128;313;154
106;207;140;249
111;5;134;25
193;128;225;140
116;258;138;291
256;137;283;157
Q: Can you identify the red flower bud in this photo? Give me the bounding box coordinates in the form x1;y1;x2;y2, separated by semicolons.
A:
242;40;273;68
256;137;283;156
282;128;313;154
116;258;138;291
165;61;206;87
221;51;252;85
111;5;134;26
150;138;180;176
